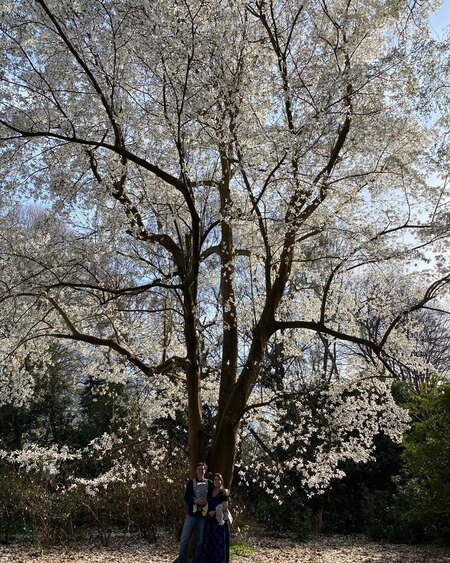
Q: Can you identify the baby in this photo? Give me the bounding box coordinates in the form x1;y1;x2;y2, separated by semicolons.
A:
192;480;208;516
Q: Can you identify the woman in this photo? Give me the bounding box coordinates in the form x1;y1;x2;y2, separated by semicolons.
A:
201;473;231;563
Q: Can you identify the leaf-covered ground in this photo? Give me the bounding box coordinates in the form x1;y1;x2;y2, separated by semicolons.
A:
0;534;449;562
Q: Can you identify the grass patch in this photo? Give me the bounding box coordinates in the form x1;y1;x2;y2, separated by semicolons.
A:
230;543;255;558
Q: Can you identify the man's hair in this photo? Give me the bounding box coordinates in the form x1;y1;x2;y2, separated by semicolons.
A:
196;461;208;469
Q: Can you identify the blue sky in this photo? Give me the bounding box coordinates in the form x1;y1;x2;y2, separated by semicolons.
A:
429;1;450;38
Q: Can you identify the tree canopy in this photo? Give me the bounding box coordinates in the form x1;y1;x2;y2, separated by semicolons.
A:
0;0;449;490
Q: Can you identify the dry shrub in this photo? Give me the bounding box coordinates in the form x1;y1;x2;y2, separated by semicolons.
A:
0;457;189;545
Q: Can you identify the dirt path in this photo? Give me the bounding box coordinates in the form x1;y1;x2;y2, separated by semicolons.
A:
0;534;449;562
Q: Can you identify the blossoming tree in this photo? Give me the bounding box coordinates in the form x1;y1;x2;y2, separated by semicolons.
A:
0;0;449;490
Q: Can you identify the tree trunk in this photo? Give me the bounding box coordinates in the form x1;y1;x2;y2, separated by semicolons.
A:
184;276;204;475
208;415;238;488
186;365;203;475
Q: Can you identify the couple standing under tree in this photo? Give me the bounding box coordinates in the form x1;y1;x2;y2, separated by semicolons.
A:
178;462;231;563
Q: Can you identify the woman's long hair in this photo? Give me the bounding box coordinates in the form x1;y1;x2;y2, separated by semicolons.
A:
213;473;224;489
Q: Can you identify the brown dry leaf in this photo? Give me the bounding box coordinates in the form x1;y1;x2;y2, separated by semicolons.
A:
0;534;449;562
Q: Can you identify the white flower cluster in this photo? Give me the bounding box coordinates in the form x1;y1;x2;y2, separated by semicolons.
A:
0;444;80;475
0;338;55;408
237;374;410;497
72;418;178;494
69;459;145;497
0;359;35;408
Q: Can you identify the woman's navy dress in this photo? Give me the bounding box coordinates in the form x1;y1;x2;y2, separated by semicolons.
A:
201;489;230;563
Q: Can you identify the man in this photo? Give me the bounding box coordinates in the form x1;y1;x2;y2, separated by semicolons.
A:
178;462;213;563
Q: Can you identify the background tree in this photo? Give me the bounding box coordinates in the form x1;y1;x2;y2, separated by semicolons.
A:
396;380;450;543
